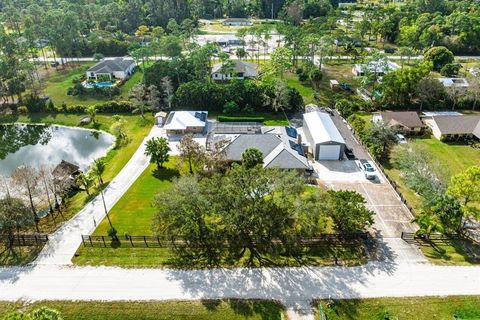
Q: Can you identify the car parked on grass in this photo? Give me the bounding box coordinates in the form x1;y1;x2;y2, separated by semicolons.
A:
396;133;407;144
357;159;376;180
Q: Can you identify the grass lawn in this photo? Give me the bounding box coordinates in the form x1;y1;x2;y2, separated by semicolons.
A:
382;136;480;266
0;300;285;320
316;296;480;320
0;112;153;265
42;63;142;106
210;111;290;126
284;63;359;106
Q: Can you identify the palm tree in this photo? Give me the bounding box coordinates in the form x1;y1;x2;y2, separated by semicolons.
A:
76;172;94;195
91;158;106;185
413;213;444;240
86;106;97;123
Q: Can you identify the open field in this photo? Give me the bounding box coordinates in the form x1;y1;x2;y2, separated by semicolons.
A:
0;300;285;320
316;296;480;320
41;63;142;106
284;63;359;106
0;113;153;265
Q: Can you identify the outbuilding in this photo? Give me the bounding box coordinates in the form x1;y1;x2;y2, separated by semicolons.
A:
302;111;346;160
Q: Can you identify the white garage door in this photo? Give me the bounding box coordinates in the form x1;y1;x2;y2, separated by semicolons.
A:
318;145;340;160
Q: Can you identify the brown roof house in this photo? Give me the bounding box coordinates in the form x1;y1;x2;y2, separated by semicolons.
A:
425;115;480;141
372;111;424;134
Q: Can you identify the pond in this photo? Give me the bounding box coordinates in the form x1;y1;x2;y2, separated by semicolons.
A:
0;124;115;176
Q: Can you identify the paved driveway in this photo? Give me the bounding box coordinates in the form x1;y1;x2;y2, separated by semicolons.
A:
310;113;420;249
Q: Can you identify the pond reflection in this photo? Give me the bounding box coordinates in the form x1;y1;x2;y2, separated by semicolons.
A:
0;124;115;176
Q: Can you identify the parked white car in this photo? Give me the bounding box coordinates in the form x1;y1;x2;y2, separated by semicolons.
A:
357;159;377;180
396;133;407;144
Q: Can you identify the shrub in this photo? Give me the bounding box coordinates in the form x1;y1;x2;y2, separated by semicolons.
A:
424;46;454;71
24;94;46;112
218;115;265;122
223;101;240;115
17;106;28;115
440;63;461;77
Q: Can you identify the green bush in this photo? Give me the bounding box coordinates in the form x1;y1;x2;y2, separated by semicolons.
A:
223;101;240;115
218;115;265;122
17;106;28;115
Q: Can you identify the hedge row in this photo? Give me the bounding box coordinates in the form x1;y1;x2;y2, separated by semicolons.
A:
58;101;134;113
217;116;265;123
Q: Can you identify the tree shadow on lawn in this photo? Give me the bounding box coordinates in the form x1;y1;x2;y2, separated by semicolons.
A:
201;299;284;320
152;167;179;181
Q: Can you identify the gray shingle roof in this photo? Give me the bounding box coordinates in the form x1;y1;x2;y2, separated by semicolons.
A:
87;58;135;73
224;134;281;161
379;111;424;129
223;127;310;170
433;115;480;135
212;60;258;77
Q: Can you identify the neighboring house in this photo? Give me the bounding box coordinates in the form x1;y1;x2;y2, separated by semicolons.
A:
302;111;346;160
222;18;253;26
154;111;168;126
352;60;399;76
223;126;310;171
425;115;480;141
211;60;258;80
164;111;208;135
86;58;136;80
372;111;424;134
437;77;469;89
215;35;243;47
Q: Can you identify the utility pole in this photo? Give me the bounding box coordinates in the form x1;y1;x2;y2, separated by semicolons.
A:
98;178;114;230
271;2;274;20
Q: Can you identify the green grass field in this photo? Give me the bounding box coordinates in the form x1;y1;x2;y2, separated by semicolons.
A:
42;63;142;106
316;296;480;320
0;113;153;265
383;136;480;266
0;300;285;320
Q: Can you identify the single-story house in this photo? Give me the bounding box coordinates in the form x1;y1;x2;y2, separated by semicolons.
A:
372;111;424;134
424;115;480;141
211;60;258;80
223;126;310;170
302;111;346;160
215;35;243;47
222;18;253;26
437;77;469;89
352;60;399;76
86;57;136;80
164;111;208;135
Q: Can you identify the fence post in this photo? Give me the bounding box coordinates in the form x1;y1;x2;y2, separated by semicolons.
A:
89;236;93;247
129;235;134;247
157;236;161;247
81;236;86;247
144;236;148;247
102;236;106;247
22;235;25;246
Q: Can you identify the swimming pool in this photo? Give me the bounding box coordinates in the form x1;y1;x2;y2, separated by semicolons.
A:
83;81;115;89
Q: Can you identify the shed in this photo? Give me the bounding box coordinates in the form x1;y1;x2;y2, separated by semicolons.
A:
155;111;168;126
330;79;339;90
302;111;346;160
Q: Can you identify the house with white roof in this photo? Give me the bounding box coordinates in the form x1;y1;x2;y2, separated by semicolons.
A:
437;77;469;89
352;60;399;76
302;111;346;160
163;111;208;135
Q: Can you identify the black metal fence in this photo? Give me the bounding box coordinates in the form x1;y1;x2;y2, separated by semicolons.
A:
0;234;49;247
401;232;462;246
81;232;372;249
